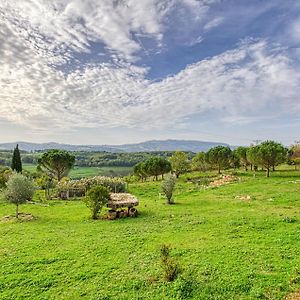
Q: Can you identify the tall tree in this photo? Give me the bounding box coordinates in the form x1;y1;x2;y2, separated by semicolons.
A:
11;144;22;173
257;141;287;177
169;151;190;178
38;149;75;181
234;146;249;171
206;146;232;174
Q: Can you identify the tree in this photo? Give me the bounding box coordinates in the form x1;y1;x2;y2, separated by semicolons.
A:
5;173;34;218
161;174;176;204
169;151;190;178
257;141;287;177
133;162;147;182
11;144;22;173
206;146;232;174
144;157;171;180
191;152;209;172
84;185;110;219
38;150;75;181
234;146;249;171
247;146;260;172
290;144;300;170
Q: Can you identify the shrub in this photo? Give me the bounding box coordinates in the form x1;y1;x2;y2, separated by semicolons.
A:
160;244;180;282
161;174;176;204
57;176;127;196
5;173;35;218
84;185;110;219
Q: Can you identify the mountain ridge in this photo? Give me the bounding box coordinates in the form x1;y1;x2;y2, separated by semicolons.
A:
0;139;231;153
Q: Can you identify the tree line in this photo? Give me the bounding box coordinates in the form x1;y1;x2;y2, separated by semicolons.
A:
133;140;298;180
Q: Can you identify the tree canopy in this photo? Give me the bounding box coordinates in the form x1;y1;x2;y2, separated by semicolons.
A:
38;149;75;181
206;146;232;174
5;173;34;218
11;144;22;173
169;151;190;178
256;141;287;177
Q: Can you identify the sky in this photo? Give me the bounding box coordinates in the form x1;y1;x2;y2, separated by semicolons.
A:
0;0;300;146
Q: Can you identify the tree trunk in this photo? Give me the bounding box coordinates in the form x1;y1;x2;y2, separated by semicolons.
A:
218;165;221;174
250;164;253;171
244;165;248;171
176;173;179;178
16;204;19;219
272;165;275;171
155;175;158;181
266;168;270;177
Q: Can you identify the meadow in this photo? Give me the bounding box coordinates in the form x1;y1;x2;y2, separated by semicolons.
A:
23;163;133;178
1;167;300;299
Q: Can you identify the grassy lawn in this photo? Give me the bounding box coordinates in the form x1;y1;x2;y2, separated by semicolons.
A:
22;163;133;178
1;168;300;299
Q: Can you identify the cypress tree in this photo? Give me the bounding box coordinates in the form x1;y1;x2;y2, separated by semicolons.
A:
11;144;22;173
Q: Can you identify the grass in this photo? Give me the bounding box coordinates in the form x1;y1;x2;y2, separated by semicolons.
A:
22;163;133;178
1;168;300;299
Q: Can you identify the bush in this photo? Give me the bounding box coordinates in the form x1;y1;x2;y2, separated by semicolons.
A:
57;176;127;196
160;244;180;282
84;185;110;219
161;174;176;204
5;173;35;218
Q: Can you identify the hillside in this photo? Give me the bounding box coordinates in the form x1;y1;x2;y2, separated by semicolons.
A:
0;139;230;153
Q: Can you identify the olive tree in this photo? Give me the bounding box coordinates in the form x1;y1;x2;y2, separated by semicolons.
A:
5;173;35;218
161;174;176;204
38;149;75;181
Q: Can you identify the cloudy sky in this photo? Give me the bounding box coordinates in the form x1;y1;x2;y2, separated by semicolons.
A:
0;0;300;146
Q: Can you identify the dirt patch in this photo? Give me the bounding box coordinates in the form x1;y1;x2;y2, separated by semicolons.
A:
1;213;36;222
285;291;300;300
209;175;238;187
235;195;252;201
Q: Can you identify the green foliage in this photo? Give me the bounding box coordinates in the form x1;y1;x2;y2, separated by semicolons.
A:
38;149;75;181
5;173;34;218
206;146;232;174
247;145;260;170
84;185;110;219
11;144;22;173
57;176;126;194
191;152;209;171
169;151;190;178
290;144;300;170
134;157;171;181
160;244;180;282
161;174;176;204
0;167;12;189
234;146;249;170
257;141;287;177
133;162;148;181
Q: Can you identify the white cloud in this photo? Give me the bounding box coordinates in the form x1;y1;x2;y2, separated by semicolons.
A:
1;0;300;139
0;0;214;61
1;15;300;133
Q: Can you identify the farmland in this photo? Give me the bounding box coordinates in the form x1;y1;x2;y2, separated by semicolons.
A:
1;167;300;299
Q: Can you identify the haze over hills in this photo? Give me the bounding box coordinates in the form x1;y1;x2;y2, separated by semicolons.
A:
0;140;231;153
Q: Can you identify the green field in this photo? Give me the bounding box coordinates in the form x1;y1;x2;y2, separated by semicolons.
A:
22;163;133;178
1;168;300;299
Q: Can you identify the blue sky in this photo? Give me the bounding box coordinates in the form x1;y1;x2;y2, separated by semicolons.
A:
0;0;300;146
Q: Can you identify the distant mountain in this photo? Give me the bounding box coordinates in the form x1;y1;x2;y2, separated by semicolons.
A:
0;139;231;153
